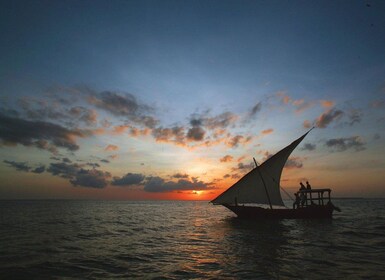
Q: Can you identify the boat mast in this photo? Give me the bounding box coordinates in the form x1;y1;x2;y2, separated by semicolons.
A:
253;157;273;209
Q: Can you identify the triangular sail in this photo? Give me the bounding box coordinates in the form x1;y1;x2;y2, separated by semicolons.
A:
211;130;311;206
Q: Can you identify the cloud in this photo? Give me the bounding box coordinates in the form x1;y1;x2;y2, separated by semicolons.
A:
261;128;273;135
303;120;312;129
301;143;316;151
237;156;246;162
276;92;315;113
130;115;158;129
309;106;360;130
320;100;335;108
190;111;238;130
347;109;362;126
226;135;252;148
277;92;291;104
18;97;67;121
112;125;129;135
86;162;100;168
32;165;46;174
129;127;151;137
15;96;100;128
68;106;98;125
70;169;111;188
172;173;189;179
143;176;211;192
88;91;140;116
325;136;366;152
4;160;46;174
315;108;344;128
3;160;31;172
249;102;262;117
187;126;205;141
232;162;255;171
292;99;314;113
152;126;185;145
231;173;241;179
0;113;90;152
178;111;239;145
47;162;111;188
371;99;385;108
104;144;119;151
87;90;158;128
62;157;72;163
50;156;61;161
47;162;80;178
112;173;146;186
148;111;248;148
220;155;234;162
207;112;238;129
284;157;303;169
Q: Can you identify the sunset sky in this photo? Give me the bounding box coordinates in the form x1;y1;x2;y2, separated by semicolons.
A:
1;0;385;200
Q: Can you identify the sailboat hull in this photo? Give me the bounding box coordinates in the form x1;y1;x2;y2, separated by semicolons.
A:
224;204;334;219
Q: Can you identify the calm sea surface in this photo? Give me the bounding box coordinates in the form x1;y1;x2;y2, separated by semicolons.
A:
1;199;384;279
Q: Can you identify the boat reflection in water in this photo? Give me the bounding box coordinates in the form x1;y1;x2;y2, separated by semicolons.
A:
212;129;340;219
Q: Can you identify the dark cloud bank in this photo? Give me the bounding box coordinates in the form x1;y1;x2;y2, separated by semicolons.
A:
3;159;212;192
0;112;89;153
325;136;366;152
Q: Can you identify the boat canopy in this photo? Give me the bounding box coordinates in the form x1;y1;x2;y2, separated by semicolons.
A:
211;130;311;207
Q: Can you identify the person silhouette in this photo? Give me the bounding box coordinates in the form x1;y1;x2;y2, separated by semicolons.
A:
306;181;312;190
299;182;306;191
293;193;300;209
300;192;306;207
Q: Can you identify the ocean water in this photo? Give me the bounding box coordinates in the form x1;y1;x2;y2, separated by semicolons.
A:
1;199;384;279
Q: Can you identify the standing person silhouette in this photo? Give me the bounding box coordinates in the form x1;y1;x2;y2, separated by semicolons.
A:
299;182;306;191
293;193;300;209
306;181;312;190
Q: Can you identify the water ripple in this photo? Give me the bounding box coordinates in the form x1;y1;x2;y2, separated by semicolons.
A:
1;199;385;279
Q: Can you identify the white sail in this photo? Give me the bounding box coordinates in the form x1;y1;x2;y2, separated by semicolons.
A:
211;130;310;207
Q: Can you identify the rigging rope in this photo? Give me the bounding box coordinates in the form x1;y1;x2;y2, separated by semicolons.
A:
280;186;294;202
262;168;295;202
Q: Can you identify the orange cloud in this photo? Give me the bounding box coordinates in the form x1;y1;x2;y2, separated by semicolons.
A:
276;91;291;104
237;155;246;162
303;120;312;128
112;125;129;135
104;144;119;151
292;99;304;106
320;100;335;108
261;128;274;135
91;128;106;135
225;135;253;148
220;155;234;162
130;127;151;137
276;92;314;113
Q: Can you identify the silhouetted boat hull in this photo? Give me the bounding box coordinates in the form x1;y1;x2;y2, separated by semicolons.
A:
224;204;334;219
